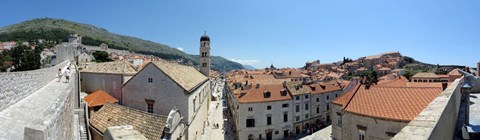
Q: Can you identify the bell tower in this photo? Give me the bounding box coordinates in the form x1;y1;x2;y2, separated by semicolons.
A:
199;32;210;77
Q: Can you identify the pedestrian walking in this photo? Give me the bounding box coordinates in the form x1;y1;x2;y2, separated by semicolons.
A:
65;67;71;83
57;68;62;82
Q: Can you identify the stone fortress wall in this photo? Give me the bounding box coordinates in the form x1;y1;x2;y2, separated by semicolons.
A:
0;61;69;111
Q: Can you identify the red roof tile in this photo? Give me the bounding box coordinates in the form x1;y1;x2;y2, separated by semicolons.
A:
238;84;292;103
344;85;442;121
85;90;119;107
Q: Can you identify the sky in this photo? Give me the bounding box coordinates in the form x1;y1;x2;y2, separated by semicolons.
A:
1;0;479;68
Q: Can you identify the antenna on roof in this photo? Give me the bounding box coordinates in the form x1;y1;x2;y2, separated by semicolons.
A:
204;30;207;35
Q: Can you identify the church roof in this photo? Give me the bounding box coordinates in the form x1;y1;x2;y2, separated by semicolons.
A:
200;34;210;42
81;61;137;75
151;61;208;92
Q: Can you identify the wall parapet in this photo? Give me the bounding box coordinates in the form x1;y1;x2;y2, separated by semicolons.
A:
393;78;463;140
0;61;69;111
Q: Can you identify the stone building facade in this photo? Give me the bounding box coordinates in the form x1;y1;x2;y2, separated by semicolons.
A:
80;61;137;103
331;77;444;139
122;61;210;140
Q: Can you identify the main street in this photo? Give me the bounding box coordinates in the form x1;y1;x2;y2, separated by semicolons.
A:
202;78;236;140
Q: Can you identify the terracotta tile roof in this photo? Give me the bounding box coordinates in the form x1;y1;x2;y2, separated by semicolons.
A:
448;69;462;76
151;61;208;92
90;103;167;140
378;67;392;71
411;72;439;79
82;61;137;75
85;90;119;108
332;82;361;106
343;85;442;121
309;81;343;95
376;76;444;88
237;84;292;103
286;82;311;96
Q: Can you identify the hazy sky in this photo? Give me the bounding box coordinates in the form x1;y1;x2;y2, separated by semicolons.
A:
1;0;479;68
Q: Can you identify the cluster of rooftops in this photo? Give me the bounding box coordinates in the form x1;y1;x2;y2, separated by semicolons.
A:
228;68;450;122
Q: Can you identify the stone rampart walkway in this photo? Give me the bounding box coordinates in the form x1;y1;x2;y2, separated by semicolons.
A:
0;64;76;140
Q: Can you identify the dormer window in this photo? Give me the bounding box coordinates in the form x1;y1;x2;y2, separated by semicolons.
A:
264;91;271;98
280;89;287;96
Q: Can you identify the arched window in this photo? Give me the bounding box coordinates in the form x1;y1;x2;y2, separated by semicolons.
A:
203;63;207;67
248;134;254;140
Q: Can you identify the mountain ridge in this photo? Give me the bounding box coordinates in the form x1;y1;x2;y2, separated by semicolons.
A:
0;18;244;71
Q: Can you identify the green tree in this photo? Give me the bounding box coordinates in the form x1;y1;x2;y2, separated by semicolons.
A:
92;51;113;62
404;71;415;80
4;44;43;71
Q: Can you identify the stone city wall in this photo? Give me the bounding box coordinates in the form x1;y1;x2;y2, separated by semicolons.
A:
24;64;78;140
0;61;68;111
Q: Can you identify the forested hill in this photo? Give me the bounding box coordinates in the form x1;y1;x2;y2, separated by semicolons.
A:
0;18;244;71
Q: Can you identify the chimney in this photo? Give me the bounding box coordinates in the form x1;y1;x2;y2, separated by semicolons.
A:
442;82;448;91
282;81;287;87
246;80;249;86
365;83;371;90
256;84;260;89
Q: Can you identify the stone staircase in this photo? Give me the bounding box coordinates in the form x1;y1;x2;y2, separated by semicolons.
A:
75;103;88;140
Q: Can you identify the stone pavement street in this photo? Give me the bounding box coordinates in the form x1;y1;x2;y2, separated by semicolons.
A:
300;125;332;140
202;79;235;140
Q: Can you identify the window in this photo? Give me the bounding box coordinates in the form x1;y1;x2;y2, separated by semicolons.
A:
246;119;255;127
296;116;300;121
145;99;155;113
317;97;319;102
327;104;330;110
267;116;272;125
148;78;153;83
386;132;397;137
296;96;300;100
202;63;207;67
305;102;309;110
327;95;329;100
248;107;253;111
305;95;309;99
193;99;196;112
283;113;288;122
335;94;338;97
316;107;320;114
282;104;289;108
295;104;300;112
359;129;366;140
267;106;272;110
305;114;309;119
248;134;254;140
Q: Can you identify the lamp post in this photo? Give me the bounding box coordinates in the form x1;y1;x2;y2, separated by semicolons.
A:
462;82;472;125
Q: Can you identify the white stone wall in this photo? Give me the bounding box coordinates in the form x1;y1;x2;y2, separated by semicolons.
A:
80;72;123;103
311;90;342;124
292;94;312;134
237;100;294;140
0;61;68;111
331;104;343;140
339;112;407;139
